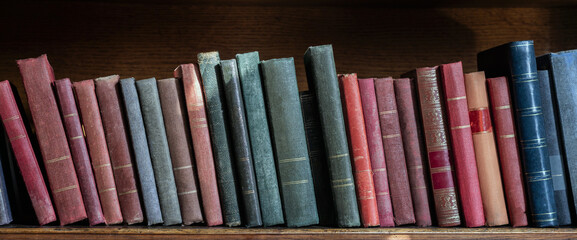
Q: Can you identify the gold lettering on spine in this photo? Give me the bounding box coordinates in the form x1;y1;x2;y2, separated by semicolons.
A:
433;187;460;225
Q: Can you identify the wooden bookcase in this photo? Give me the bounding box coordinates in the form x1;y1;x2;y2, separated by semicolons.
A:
1;0;577;239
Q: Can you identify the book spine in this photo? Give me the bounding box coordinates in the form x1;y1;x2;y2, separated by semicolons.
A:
16;54;86;225
221;59;262;227
339;73;380;227
464;71;509;226
393;78;433;227
537;52;577;225
0;138;11;225
236;52;284;227
260;57;319;227
55;78;105;226
508;41;558;227
299;91;337;226
374;77;415;226
439;62;485;227
486;76;528;227
407;66;461;227
73;80;123;225
174;64;223;226
135;78;182;226
304;45;360;227
119;78;163;226
157;77;203;225
198;52;241;227
357;78;394;227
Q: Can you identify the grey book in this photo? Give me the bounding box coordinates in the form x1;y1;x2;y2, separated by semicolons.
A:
235;52;284;227
135;78;182;226
198;52;241;227
261;57;319;227
119;77;163;226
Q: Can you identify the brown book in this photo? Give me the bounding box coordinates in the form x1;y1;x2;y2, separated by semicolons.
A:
94;75;143;224
464;71;508;226
157;77;203;225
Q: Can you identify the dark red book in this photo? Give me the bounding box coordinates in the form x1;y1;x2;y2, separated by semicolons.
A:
374;77;415;226
339;73;380;227
94;75;143;224
174;64;223;226
393;78;433;227
439;62;485;227
17;55;87;225
55;78;105;226
0;80;56;226
487;76;528;227
357;78;394;227
402;67;461;227
73;80;123;225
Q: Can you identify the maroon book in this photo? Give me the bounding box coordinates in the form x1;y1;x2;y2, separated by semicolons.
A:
17;55;87;225
94;75;143;224
440;62;485;227
0;80;56;225
393;78;433;227
74;80;123;225
55;78;105;226
374;77;415;226
357;78;394;227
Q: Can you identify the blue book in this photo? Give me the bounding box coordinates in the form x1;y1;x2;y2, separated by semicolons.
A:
478;40;558;227
0;125;12;225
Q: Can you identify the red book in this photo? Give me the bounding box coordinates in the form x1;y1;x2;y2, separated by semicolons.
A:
486;76;528;227
73;80;123;225
439;62;485;227
374;77;415;226
0;80;56;225
339;73;379;227
94;75;143;224
357;78;394;227
17;55;87;225
393;78;433;227
174;64;223;226
402;67;461;227
55;78;105;226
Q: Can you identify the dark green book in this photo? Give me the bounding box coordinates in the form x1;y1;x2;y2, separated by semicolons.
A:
261;57;319;227
304;45;360;227
198;52;241;227
236;52;284;227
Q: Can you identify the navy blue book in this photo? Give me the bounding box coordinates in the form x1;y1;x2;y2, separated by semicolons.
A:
0;125;12;225
537;51;577;223
478;40;558;227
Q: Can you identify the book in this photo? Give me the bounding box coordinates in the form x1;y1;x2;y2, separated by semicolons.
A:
16;54;87;225
94;75;143;224
486;76;529;227
198;52;241;227
464;71;509;226
157;77;204;225
236;52;284;227
339;73;380;227
135;78;182;226
220;59;262;227
119;77;164;226
260;57;319;227
299;91;337;226
402;67;461;227
73;79;123;225
304;45;360;228
393;78;433;227
174;64;223;226
478;40;558;227
374;77;415;226
439;62;485;227
537;51;577;225
55;78;105;226
0;130;12;225
357;78;394;227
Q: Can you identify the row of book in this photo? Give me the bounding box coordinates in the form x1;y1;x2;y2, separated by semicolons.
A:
0;41;575;228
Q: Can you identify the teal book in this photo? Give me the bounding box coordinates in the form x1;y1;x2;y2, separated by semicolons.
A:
261;57;319;227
